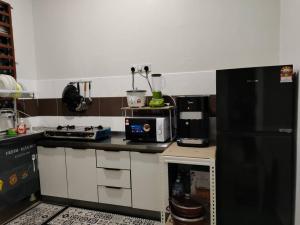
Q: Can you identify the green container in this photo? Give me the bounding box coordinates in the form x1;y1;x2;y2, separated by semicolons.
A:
6;129;17;137
152;91;162;99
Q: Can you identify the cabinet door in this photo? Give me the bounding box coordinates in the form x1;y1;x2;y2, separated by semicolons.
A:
37;147;68;198
66;148;98;202
131;152;161;211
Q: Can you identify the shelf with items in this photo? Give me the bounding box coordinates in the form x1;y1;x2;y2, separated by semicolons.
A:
0;0;16;79
0;21;9;28
160;143;216;225
121;105;176;141
121;106;175;111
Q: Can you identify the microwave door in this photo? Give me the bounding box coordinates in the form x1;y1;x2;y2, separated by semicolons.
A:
125;118;157;142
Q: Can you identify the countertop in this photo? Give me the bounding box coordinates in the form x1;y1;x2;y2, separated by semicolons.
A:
37;132;171;153
162;142;216;160
0;131;43;144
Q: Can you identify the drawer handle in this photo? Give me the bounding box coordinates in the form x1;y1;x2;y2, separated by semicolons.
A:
41;146;59;149
138;152;157;155
103;168;121;171
103;150;121;152
72;147;87;150
104;186;122;189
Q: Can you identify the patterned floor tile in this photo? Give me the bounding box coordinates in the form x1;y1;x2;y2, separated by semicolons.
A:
47;207;160;225
5;203;65;225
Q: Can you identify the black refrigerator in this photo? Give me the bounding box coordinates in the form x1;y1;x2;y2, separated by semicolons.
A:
216;65;297;225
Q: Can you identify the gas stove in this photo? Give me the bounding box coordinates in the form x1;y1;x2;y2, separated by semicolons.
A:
44;125;111;140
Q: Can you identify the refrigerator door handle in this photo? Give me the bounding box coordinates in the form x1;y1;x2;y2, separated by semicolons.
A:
278;128;293;133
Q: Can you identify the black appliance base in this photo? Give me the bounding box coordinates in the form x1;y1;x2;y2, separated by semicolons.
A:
176;139;209;148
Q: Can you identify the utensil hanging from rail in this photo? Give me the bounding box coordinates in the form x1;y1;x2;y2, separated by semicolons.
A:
87;81;92;104
62;80;92;112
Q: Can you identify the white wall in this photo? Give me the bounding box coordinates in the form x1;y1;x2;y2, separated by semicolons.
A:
32;0;280;80
280;0;300;224
280;0;300;70
35;70;216;99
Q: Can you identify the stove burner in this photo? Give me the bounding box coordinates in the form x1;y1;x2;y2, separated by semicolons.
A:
84;125;104;131
45;126;111;140
84;126;93;131
57;125;75;130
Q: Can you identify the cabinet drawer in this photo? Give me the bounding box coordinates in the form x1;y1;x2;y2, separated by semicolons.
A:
97;168;131;188
98;186;132;207
96;150;130;169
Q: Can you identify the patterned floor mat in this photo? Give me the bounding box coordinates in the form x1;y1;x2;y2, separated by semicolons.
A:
47;207;161;225
5;203;65;225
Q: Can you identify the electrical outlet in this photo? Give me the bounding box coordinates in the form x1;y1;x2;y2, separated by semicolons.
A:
143;64;151;73
130;64;152;73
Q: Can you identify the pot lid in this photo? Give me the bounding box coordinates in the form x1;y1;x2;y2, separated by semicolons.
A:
126;90;147;93
151;74;162;77
171;194;203;210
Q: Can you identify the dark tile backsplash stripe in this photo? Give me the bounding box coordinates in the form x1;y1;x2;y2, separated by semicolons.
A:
19;95;217;117
99;97;123;116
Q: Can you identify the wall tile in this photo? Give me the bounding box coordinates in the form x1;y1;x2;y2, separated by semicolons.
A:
209;95;216;117
21;99;39;117
36;98;58;116
99;97;123;116
58;98;100;117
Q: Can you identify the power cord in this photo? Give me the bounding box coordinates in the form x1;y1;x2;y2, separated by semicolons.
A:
131;67;135;90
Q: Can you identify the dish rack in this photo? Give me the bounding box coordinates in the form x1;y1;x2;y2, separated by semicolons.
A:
0;89;34;127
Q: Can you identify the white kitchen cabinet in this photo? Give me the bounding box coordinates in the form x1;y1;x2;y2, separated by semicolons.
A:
96;168;131;188
96;150;130;169
131;152;161;211
37;146;68;198
65;148;98;202
98;186;132;207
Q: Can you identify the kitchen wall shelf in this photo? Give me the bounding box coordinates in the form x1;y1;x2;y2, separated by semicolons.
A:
0;11;9;17
160;143;216;225
121;106;174;111
0;89;34;99
0;0;16;79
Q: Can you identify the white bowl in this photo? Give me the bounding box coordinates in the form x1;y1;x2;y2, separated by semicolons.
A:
0;75;12;90
6;75;17;90
126;90;147;108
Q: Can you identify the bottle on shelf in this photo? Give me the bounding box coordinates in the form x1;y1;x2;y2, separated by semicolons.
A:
172;175;184;198
17;118;26;134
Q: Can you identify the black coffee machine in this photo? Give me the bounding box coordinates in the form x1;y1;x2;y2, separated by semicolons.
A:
176;96;209;147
